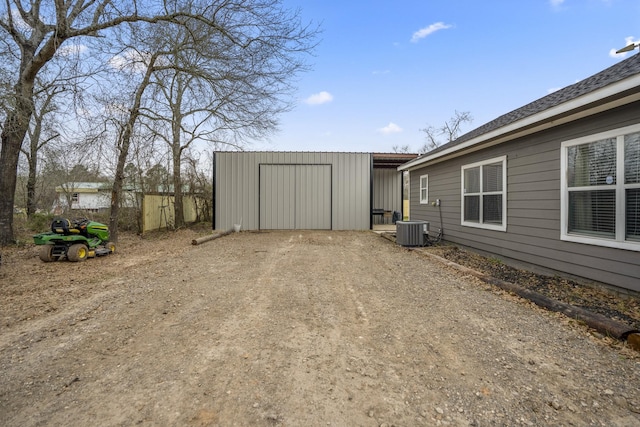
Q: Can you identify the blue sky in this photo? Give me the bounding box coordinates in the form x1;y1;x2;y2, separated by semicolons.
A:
250;0;640;153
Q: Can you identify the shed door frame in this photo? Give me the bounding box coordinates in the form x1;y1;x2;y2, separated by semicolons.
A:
259;163;332;230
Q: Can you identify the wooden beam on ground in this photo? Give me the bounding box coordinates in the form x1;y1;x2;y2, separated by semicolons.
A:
192;229;233;245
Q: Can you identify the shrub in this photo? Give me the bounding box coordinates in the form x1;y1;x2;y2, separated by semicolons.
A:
26;212;55;232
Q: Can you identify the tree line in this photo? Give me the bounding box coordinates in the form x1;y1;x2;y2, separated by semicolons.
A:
0;0;318;244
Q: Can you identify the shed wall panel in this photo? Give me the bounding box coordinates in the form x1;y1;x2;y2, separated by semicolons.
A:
373;169;402;214
296;164;331;229
259;165;296;229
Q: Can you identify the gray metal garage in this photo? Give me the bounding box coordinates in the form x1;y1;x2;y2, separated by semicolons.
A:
213;151;416;231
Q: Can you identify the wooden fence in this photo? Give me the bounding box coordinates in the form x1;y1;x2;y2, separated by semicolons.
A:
142;194;208;232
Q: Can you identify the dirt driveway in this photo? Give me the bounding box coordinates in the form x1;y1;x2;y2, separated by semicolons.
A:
1;230;639;426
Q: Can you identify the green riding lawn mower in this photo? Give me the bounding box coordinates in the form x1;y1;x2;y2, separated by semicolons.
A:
33;218;116;262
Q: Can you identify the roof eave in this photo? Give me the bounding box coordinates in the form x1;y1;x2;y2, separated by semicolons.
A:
398;73;640;172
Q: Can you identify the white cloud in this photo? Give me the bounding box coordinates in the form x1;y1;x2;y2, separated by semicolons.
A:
378;122;403;135
549;0;565;7
411;22;452;43
108;49;166;74
108;54;128;70
609;48;622;58
304;91;333;105
57;43;87;56
610;36;639;59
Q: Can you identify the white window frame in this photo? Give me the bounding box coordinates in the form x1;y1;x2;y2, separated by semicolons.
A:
460;155;507;232
560;123;640;251
419;174;429;204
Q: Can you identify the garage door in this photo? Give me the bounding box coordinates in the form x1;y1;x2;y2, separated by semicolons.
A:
259;164;331;230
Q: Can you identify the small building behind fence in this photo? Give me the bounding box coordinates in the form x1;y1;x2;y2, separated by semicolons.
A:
52;182;209;233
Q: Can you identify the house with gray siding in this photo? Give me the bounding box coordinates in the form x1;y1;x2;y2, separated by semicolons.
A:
399;53;640;294
214;151;415;232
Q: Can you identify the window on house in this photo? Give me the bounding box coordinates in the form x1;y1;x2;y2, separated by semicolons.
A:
71;193;79;203
561;124;640;251
461;156;507;231
419;175;429;204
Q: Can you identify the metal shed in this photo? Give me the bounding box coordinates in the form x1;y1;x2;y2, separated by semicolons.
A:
213;152;415;231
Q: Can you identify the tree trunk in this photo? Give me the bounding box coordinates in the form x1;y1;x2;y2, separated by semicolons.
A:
27;155;38;218
173;148;185;229
171;90;185;229
0;134;22;245
0;93;34;245
26;118;41;218
109;144;127;243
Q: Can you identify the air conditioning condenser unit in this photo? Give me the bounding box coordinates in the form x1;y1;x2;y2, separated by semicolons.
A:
395;220;429;247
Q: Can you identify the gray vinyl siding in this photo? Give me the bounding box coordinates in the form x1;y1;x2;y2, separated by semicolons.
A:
409;101;640;292
373;169;402;213
215;152;371;231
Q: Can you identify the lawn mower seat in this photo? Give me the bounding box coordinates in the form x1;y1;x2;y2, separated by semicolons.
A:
51;218;81;235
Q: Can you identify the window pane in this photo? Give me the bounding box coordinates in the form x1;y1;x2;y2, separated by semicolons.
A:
627;188;640;242
567;139;616;187
568;190;615;238
483;162;503;192
464;195;479;222
420;188;427;201
464;167;480;193
625;132;640;184
483;194;503;224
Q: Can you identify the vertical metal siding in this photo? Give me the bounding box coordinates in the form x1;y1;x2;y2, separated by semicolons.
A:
373;169;402;212
259;164;331;229
260;165;296;229
333;152;371;230
296;164;331;229
215;152;371;231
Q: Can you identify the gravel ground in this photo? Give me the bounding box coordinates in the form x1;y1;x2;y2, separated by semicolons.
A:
1;229;639;426
422;244;640;332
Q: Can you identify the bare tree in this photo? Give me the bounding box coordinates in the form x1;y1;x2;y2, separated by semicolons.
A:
392;145;411;154
0;0;317;245
108;50;163;241
419;111;473;153
182;151;212;222
137;0;318;229
20;77;68;217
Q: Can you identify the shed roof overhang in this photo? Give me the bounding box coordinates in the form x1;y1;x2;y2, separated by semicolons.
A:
373;152;418;169
398;73;640;172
